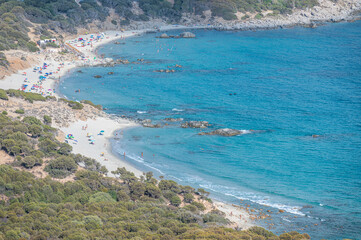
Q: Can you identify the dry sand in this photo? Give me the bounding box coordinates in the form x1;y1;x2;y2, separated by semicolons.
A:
60;117;143;177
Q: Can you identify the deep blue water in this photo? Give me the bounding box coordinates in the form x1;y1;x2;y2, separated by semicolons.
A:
60;21;361;239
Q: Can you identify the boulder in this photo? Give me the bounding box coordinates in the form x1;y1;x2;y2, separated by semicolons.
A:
198;128;242;136
94;75;102;78
158;33;169;38
180;32;196;38
181;121;210;128
108;72;114;75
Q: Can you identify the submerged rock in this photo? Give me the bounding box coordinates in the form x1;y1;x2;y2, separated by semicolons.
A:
142;123;162;128
108;72;114;75
181;121;210;128
180;32;196;38
198;128;241;136
164;118;184;122
94;75;102;78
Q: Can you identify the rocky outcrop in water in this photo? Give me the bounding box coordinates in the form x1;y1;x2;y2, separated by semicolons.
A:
158;33;169;38
94;75;102;78
180;32;196;38
142;122;162;128
181;121;210;128
164;118;184;122
154;69;175;73
198;128;241;136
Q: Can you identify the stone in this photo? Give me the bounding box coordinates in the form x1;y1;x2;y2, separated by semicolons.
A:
181;121;210;128
158;33;169;38
180;32;196;38
94;75;102;78
142;123;161;128
164;118;183;122
198;128;242;136
108;72;114;75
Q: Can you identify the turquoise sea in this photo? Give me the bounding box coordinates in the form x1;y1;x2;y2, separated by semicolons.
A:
60;21;361;239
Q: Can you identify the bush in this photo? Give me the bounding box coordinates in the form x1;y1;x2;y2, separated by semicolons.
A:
0;89;8;100
81;100;102;110
255;13;263;19
43;115;52;125
46;42;59;48
15;109;24;114
248;226;276;238
203;213;229;224
191;202;205;211
6;89;46;103
21;156;42;168
28;124;42;137
89;192;116;203
2;111;7;115
183;193;194;203
60;98;83;110
45;156;77;178
26;41;39;52
170;195;181;206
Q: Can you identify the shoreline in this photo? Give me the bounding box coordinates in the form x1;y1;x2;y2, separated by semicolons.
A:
0;3;360;230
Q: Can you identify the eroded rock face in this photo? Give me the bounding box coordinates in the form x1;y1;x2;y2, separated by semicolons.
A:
198;128;241;136
181;121;210;128
180;32;196;38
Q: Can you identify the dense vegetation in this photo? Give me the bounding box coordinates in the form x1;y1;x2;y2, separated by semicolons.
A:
0;164;311;239
0;92;312;239
0;0;318;52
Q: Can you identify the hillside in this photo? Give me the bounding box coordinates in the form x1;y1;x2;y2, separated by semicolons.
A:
0;90;312;239
0;0;319;52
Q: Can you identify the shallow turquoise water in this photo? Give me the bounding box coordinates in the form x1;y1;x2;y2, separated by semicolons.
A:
60;21;361;239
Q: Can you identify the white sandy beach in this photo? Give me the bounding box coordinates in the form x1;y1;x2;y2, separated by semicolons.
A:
60;117;142;177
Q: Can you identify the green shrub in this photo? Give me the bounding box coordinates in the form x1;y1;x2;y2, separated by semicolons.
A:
26;41;39;52
203;212;229;224
23;116;42;125
255;13;263;19
0;89;8;100
89;192;116;203
45;156;77;178
43;115;52;125
183;193;194;203
191;201;205;211
170;195;181;206
15;109;24;114
81;100;102;110
6;89;45;103
46;42;59;48
21;156;42;168
2;111;7;115
60;98;83;110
